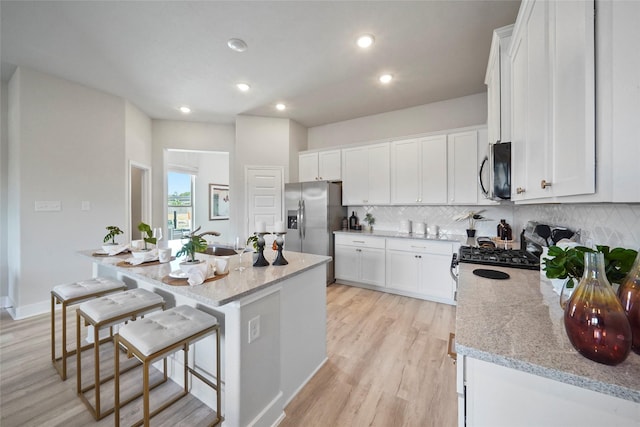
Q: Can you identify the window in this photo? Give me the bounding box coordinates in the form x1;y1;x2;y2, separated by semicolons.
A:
168;171;194;240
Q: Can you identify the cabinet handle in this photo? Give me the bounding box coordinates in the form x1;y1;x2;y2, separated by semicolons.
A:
541;179;552;189
356;248;362;252
319;176;323;180
410;245;426;249
353;240;365;244
447;333;457;364
363;199;368;203
516;187;526;194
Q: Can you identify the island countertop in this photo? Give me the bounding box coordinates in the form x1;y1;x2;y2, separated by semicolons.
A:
455;263;640;403
79;248;331;307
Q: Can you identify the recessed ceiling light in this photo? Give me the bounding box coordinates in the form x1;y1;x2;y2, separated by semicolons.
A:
357;34;375;49
227;38;248;52
179;106;191;114
276;103;286;111
379;74;393;84
236;83;251;92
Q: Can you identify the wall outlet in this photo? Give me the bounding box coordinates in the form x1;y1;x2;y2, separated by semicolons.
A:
248;315;261;343
81;201;91;211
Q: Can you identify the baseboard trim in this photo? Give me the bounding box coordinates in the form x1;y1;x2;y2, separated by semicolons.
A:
4;299;50;320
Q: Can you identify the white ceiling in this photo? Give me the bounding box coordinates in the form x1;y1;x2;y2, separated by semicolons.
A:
0;1;520;128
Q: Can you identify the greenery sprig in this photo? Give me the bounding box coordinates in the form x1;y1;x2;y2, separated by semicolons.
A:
543;245;638;290
137;222;157;250
103;226;123;244
176;234;208;262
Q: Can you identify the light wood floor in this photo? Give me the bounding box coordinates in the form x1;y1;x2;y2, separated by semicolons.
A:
0;284;457;426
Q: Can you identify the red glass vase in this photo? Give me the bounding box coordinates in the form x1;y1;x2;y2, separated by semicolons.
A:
617;250;640;355
564;252;632;365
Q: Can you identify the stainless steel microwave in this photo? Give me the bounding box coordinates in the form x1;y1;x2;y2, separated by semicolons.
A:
479;142;511;200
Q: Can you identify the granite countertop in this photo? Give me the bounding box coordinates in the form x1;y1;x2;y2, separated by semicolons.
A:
334;229;468;244
79;248;331;307
455;263;640;403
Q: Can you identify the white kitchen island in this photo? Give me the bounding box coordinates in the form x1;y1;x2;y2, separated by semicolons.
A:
80;248;331;427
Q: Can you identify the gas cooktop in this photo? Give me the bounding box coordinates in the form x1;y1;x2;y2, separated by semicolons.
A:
458;246;541;270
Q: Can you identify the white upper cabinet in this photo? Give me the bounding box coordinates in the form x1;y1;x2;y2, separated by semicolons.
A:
390;135;447;204
509;0;595;201
447;131;479;205
485;25;513;146
342;143;390;205
298;149;341;182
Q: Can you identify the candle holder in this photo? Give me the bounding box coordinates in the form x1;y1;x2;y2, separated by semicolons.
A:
253;232;271;267
272;232;288;266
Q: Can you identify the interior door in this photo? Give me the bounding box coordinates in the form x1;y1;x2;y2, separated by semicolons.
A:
246;167;283;236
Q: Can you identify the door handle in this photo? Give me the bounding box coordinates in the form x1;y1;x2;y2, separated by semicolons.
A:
301;200;306;239
478;155;489;197
297;200;302;239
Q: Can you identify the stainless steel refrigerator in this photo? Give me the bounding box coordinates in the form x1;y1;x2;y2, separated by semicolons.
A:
285;181;346;284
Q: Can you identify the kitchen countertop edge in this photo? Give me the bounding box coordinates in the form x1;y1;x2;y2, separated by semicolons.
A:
79;249;331;307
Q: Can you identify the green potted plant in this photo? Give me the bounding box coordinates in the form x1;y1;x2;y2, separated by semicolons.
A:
176;232;208;273
363;213;375;232
137;222;157;251
102;225;125;253
543;245;638;307
453;210;487;237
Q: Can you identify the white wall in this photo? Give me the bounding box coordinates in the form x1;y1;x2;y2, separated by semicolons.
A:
6;67;127;318
1;81;8;304
151;120;235;240
308;92;487;149
233;115;291;237
288;119;308;183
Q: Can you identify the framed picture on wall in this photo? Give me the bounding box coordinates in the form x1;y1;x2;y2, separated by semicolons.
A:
209;184;229;220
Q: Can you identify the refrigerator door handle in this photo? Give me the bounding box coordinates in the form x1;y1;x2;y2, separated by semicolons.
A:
297;199;302;239
301;199;306;239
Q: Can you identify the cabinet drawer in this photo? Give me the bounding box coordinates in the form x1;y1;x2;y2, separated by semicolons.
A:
387;238;454;255
335;234;386;249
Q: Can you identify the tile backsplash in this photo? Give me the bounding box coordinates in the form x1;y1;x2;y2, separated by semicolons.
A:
348;203;640;249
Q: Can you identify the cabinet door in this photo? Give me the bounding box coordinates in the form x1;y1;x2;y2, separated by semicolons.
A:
391;139;421;204
523;0;551;200
341;147;368;205
318;149;341;181
447;131;478;204
420;135;448;204
360;247;386;286
486;46;501;145
548;0;595;197
386;250;419;293
367;143;391;204
299;152;319;182
510;28;528;201
420;253;455;301
335;245;359;282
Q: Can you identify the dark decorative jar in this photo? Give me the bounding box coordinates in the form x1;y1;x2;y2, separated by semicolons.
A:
617;250;640;355
564;251;632;365
466;229;476;238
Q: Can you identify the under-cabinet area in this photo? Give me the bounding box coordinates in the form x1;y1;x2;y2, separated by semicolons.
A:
334;231;460;305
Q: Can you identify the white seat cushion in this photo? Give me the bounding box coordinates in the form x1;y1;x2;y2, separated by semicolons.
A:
79;288;164;326
118;305;218;357
52;277;126;301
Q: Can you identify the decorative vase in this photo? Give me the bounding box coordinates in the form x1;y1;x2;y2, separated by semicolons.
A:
564;252;632;365
617;250;640;355
466;229;476;238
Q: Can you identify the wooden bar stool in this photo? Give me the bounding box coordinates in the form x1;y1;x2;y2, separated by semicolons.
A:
76;288;165;420
51;277;127;380
114;305;222;427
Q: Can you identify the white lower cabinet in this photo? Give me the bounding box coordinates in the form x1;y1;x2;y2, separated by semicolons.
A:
459;356;640;427
334;235;385;287
335;234;458;305
386;239;457;305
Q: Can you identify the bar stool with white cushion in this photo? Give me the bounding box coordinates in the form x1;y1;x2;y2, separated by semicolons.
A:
51;277;127;380
76;288;165;420
114;305;222;427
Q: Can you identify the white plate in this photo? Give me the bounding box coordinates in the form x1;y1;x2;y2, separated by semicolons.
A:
169;270;188;279
95;249;108;255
